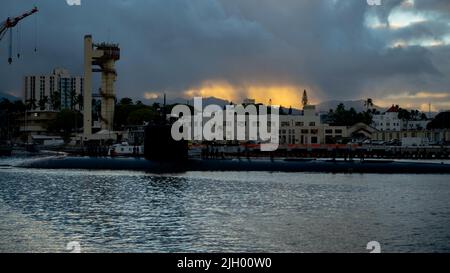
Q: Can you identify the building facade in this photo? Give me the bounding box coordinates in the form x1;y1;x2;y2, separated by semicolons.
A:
279;105;347;145
24;68;83;111
17;111;59;139
372;105;430;132
372;105;402;131
373;129;450;146
186;101;348;146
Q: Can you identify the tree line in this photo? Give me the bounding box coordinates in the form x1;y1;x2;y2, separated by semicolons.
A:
326;99;429;127
0;96;441;143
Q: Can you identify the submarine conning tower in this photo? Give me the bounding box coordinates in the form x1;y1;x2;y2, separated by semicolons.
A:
144;101;188;162
144;122;188;162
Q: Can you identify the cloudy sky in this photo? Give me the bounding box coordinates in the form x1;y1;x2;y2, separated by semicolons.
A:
1;0;450;110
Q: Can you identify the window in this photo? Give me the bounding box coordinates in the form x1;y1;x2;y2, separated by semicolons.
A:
301;129;309;134
325;135;334;144
311;137;318;144
295;122;304;127
325;129;333;134
309;122;316;126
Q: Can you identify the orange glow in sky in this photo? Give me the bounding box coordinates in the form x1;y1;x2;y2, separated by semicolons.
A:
184;81;315;109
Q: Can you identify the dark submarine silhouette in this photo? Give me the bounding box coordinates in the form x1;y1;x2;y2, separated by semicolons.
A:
18;123;450;174
18;105;450;174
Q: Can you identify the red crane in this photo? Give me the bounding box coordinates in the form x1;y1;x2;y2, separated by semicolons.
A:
0;6;39;64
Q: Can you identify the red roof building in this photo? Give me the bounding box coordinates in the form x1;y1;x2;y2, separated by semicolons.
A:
386;105;400;113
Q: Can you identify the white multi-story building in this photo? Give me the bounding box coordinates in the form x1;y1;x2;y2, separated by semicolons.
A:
24;68;84;111
372;105;430;132
402;120;429;131
372;105;402;131
279;105;347;145
219;102;347;145
184;100;347;145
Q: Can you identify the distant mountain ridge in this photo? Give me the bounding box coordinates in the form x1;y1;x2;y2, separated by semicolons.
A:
144;96;231;108
0;92;20;101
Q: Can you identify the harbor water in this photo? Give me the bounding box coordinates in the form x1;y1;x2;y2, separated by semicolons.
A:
0;156;449;253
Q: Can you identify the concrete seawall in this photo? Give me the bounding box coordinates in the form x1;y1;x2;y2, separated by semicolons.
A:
18;156;450;174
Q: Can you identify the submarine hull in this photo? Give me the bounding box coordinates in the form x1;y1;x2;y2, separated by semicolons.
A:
18;157;450;174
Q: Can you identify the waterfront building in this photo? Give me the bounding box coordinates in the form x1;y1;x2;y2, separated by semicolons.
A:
372;105;402;131
402;119;430;131
347;122;378;140
17;110;58;141
217;99;349;145
372;129;450;146
279;105;348;145
23;68;84;111
372;104;430;132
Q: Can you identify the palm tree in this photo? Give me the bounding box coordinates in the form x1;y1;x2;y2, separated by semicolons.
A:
76;94;83;111
70;89;77;110
364;98;374;111
50;91;61;111
398;108;411;131
26;98;37;111
38;96;49;111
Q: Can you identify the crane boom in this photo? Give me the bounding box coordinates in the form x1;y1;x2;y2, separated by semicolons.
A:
0;7;39;63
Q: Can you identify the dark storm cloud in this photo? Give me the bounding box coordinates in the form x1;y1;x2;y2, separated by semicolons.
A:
217;0;445;98
415;0;450;13
1;0;280;98
1;0;449;107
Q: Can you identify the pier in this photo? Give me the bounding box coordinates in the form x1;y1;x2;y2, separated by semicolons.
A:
198;144;450;160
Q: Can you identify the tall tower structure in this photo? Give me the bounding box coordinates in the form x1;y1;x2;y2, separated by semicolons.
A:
83;35;120;139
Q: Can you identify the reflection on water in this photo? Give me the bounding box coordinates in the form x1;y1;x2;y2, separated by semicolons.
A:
0;157;449;253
